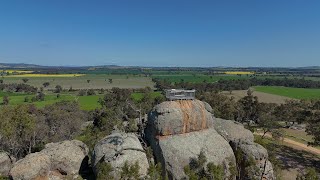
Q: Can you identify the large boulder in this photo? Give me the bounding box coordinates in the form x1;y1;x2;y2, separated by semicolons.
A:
10;140;89;180
213;118;274;179
148;100;214;136
0;152;14;176
10;152;51;180
148;128;236;179
146;100;236;179
213;118;254;143
92;132;149;179
237;141;274;180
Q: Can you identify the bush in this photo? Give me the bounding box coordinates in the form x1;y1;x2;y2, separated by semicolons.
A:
78;90;86;96
95;161;114;180
87;89;96;96
2;96;9;105
120;161;140;179
54;85;62;93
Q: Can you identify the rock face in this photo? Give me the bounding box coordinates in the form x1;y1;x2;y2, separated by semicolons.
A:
212;118;254;143
146;100;236;179
10;140;89;180
0;152;14;176
154;128;236;179
146;100;274;180
213;118;274;180
148;99;214;136
92;132;149;179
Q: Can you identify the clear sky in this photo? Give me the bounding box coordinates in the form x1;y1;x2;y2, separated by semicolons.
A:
0;0;320;67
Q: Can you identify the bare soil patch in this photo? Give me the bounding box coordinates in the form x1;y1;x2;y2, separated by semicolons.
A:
222;90;293;104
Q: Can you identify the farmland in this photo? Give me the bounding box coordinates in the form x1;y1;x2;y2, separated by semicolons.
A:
2;74;154;89
152;74;251;83
254;86;320;99
0;92;103;110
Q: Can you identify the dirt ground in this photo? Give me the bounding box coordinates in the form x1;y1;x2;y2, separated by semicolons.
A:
255;133;320;179
222;90;293;104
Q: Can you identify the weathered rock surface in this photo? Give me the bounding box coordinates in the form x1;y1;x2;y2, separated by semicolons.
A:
213;118;254;143
148;99;214;136
0;152;14;176
10;152;51;180
92;132;149;179
213;118;274;179
146;100;236;179
10;140;89;180
146;100;274;180
149;128;236;179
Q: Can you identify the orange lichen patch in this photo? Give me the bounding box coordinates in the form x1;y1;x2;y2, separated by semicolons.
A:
177;100;208;134
163;126;174;136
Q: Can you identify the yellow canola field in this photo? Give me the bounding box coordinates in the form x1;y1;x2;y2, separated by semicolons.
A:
2;70;34;74
224;71;254;75
6;74;85;77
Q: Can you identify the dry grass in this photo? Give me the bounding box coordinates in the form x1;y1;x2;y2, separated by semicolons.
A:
6;74;85;77
222;90;292;104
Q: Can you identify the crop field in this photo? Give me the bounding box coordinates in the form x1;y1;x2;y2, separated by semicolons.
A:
6;74;85;77
152;74;252;83
0;92;103;110
254;86;320;99
2;74;154;89
1;70;34;74
223;90;292;104
224;71;254;75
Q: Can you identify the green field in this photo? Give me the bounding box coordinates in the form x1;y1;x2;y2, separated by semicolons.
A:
152;74;252;83
1;74;154;89
0;92;103;110
131;91;163;101
254;86;320;99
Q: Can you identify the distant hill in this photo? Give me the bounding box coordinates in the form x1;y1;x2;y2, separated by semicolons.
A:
0;63;43;69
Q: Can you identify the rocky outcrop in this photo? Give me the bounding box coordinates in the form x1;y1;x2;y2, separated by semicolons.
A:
0;152;14;176
146;100;274;180
148;99;214;136
212;118;254;142
92;132;149;179
10;140;89;180
146;100;236;179
151;128;236;179
213;118;274;180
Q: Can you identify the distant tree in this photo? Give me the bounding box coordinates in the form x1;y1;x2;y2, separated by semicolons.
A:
54;85;62;93
0;79;3;84
43;82;50;88
98;88;105;94
306;111;320;146
36;92;45;101
31;96;37;102
78;90;86;96
57;94;60;98
87;89;96;96
24;96;29;102
87;80;91;83
2;96;9;105
22;78;29;83
108;78;113;84
259;112;280;138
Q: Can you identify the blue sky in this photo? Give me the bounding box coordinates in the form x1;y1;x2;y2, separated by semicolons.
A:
0;0;319;67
